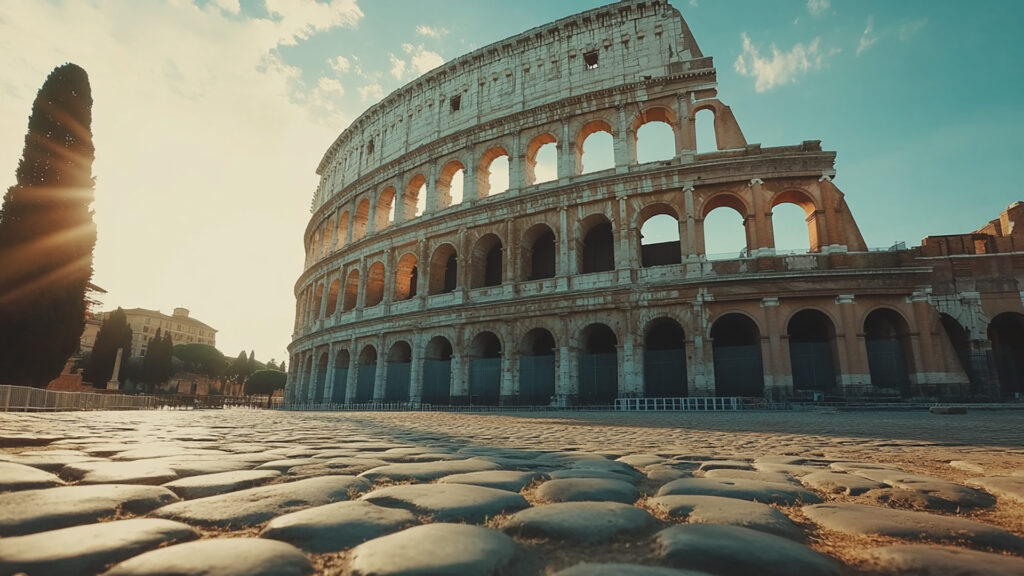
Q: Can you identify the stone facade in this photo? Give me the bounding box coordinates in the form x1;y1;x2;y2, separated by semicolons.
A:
101;307;217;359
288;0;1024;405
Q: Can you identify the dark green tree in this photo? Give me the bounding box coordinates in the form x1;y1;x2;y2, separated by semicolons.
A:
0;63;97;387
142;328;173;390
227;350;254;384
244;369;287;395
83;308;132;386
172;343;227;377
279;360;287;372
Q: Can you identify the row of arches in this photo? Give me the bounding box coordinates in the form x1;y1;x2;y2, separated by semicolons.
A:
308;100;740;265
292;306;1024;404
297;188;830;328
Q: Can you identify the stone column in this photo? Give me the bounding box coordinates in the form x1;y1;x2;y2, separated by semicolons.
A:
508;133;525;192
836;294;868;394
345;340;359;404
373;346;386;402
307;351;320;403
504;218;516;295
557;206;570;290
324;343;336;403
614;104;630;172
409;332;423;404
500;347;515;405
367;195;378;234
558;119;573;182
417;239;429;301
451;352;467;400
760;297;788;399
676;92;694;154
106;348;124;390
424;164;438;215
463;152;479;204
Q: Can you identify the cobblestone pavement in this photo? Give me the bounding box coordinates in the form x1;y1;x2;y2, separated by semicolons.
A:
2;408;1024;575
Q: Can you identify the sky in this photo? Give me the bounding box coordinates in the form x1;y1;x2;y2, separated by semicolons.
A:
1;0;1022;365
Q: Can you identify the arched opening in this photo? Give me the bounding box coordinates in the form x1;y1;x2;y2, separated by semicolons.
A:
478;147;510;197
580;215;615;273
355;345;377;403
332;349;350;403
864;308;913;393
437;161;465;209
325;279;340;317
300;355;312;401
468;331;502;405
343;269;359;311
644;318;687;397
578;323;618;404
639;207;681;267
314;352;328;403
428;244;458;295
352;198;370;242
311;283;324;320
365;262;385;307
703;195;748;260
771;190;818;253
337;211;350;250
385;341;412;402
579;121;614;174
403;175;427;220
526;133;558;185
423;336;453;405
394;252;418;301
989;312;1024;397
471;233;503;288
635;116;675;164
695;108;717;153
788;309;837;392
519;328;556;405
521;223;556;281
711;313;764;397
376;187;396;230
939;314;973;390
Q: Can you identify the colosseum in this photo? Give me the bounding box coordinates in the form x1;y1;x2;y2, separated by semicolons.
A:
287;0;1024;407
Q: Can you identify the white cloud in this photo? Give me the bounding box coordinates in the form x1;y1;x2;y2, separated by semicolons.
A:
689;0;699;7
328;55;351;74
899;18;927;42
359;83;385;102
388;54;406;79
857;17;878;56
212;0;240;14
807;0;830;16
0;1;363;363
734;33;835;92
416;25;447;38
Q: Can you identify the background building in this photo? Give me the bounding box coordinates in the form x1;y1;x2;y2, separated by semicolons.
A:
100;307;216;358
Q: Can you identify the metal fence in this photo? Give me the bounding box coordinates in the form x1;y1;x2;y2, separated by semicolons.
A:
0;385;157;412
615;397;741;411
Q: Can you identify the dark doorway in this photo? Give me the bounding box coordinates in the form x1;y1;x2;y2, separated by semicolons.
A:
519;328;556;405
578;324;618;404
711;314;764;396
989;313;1024;397
469;332;501;405
332;350;350;403
644;318;687;397
423;337;453;404
385;342;412;402
864;308;912;393
355;346;376;403
788;309;836;392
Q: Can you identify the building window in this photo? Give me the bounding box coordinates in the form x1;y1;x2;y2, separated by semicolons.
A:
584;50;599;70
450;95;461;112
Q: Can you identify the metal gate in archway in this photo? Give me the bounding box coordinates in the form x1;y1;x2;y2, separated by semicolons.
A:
331;367;348;402
713;345;763;396
469;358;500;405
355;365;375;403
519;355;555;405
385;362;411;401
578;353;617;404
644;349;686;397
422;359;451;404
789;342;834;391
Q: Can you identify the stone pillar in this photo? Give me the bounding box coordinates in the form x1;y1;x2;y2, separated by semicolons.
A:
463;152;479;204
682;185;699;260
620;333;641;397
366;195;378;234
356;258;367;310
345;205;355;246
614;104;630;172
504;218;516;293
324;343;336;403
373;347;386;402
345;340;359;404
106;348;124;390
451;352;468;400
508;133;525;192
837;294;868;394
558;119;574;182
909;292;936;393
500;348;515;405
691;292;714;396
417;239;429;301
557;206;570;291
760;297;789;399
307;351;320;403
409;333;423;404
424;164;438;215
676;92;694;154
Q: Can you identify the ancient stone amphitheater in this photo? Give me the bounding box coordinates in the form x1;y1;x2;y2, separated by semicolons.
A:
287;0;1024;407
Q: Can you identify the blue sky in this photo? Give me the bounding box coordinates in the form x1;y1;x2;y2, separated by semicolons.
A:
1;0;1021;362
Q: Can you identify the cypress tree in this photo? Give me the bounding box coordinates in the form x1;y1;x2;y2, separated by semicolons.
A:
84;308;132;386
0;63;96;387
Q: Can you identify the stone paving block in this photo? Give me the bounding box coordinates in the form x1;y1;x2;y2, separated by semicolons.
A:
0;518;197;576
359;457;500;482
162;469;282;499
554;563;714;576
800;471;886;496
851;469;996;509
802;503;1024;552
615;454;667;468
0;484;180;536
502;501;654;542
535;477;639;504
437;470;547;492
967;476;1024;505
61;460;180;485
255;458;324;471
648;494;803;539
657;524;842;576
360;483;527;523
698;459;754;472
0;450;104;472
548;468;640;483
702;468;798;485
261;500;417;553
348;523;518;576
0;434;59;448
0;460;66;491
135;454;270;476
112;446;231;460
864;544;1024;576
152;475;370;529
656;477;821;505
101;538;313;576
645;467;690;484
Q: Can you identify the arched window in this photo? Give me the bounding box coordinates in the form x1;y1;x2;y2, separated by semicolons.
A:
634;108;676;164
578;120;614;174
376;187;396;230
695;108;717;153
403;175;426;220
343;269;359;311
325;279;340;317
437;162;465;209
578;323;618;404
702;195;748;260
580;215;615;273
428;244;458;295
526;134;558;185
711;313;763;397
771;190;818;253
639;208;681;267
471;233;503;288
478;147;510;197
352;198;370;242
365;261;385;307
394;252;418;301
521;223;556;280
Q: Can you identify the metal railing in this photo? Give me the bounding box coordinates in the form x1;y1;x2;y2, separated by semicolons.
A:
615;397;742;411
0;385;157;412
